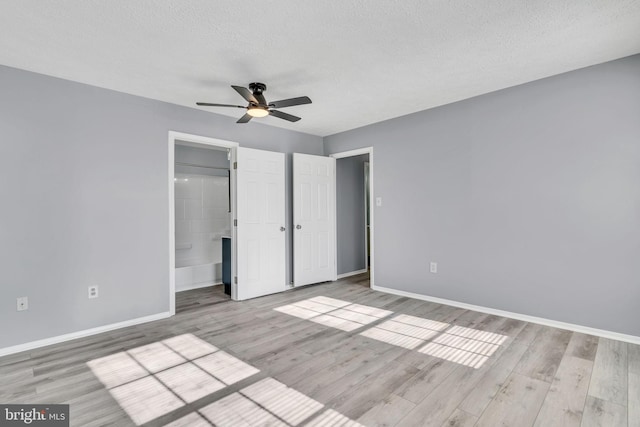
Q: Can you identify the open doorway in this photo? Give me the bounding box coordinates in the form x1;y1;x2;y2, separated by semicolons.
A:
174;144;230;309
331;148;374;288
168;132;238;315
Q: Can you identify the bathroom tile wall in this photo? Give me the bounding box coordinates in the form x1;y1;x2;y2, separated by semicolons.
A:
175;174;230;270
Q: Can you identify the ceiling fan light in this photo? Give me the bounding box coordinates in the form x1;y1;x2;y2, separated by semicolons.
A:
247;107;269;118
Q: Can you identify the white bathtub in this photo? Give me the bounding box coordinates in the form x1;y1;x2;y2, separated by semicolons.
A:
175;262;222;292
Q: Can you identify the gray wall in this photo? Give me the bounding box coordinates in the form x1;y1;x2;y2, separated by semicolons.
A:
0;65;322;349
336;154;368;275
325;54;640;337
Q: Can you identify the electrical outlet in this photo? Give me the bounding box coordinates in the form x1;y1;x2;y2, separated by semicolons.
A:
430;262;438;273
17;297;28;311
88;286;99;299
376;197;382;207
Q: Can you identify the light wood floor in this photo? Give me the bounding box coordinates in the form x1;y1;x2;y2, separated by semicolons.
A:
1;274;637;427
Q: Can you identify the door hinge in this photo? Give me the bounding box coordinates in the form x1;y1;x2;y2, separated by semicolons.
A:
234;276;238;284
233;162;237;170
234;219;237;226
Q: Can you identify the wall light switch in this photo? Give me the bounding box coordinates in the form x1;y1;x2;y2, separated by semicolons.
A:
430;262;438;273
376;197;382;207
88;286;99;299
17;297;28;311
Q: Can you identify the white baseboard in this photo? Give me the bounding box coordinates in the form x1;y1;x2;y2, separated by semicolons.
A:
337;269;368;279
372;285;640;345
0;311;172;358
176;281;222;293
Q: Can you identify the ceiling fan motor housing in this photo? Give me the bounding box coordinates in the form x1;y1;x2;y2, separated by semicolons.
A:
248;82;267;106
249;82;267;94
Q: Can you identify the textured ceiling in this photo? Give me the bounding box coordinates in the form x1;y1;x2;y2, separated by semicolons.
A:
1;1;639;136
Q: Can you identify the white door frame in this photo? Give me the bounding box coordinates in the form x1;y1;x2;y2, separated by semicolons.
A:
330;147;375;288
364;161;370;271
168;131;239;315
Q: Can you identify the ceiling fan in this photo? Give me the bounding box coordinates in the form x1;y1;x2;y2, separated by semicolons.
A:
197;82;311;123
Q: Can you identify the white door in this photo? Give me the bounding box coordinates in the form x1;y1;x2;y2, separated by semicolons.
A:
293;153;337;286
236;147;286;300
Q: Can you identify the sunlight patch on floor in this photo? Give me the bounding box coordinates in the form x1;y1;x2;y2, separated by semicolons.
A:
198;378;364;427
305;409;365;427
87;333;256;425
163;333;221;359
109;376;183;425
362;314;507;369
360;313;449;350
432;332;500;356
193;351;259;385
86;352;148;389
155;362;225;403
415;324;508;368
88;333;362;426
274;296;393;331
241;378;324;425
418;342;489;368
199;392;286;427
393;314;449;331
274;297;509;370
127;342;187;373
360;327;425;349
445;325;509;345
164;412;210;427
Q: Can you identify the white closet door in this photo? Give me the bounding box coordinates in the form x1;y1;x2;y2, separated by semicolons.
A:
236;147;286;300
293;153;336;286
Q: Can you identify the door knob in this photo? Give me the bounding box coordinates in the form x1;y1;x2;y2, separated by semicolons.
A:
280;226;286;232
296;225;302;230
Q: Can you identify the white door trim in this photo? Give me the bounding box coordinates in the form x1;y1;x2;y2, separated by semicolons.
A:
364;161;370;271
168;131;239;315
330;147;375;288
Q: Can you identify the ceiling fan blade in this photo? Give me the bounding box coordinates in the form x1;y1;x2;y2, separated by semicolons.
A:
269;109;301;122
197;102;245;108
236;113;253;123
269;96;312;109
231;85;259;104
254;93;267;106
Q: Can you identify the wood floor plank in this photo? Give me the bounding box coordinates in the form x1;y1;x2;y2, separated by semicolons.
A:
513;326;572;383
357;393;416;427
458;323;539;417
0;351;32;366
441;409;478;427
394;365;482;427
0;366;33;385
565;333;599;361
393;357;459;404
308;344;408;404
588;338;627;406
251;346;314;373
328;360;419;419
629;371;640;427
581;396;627;427
274;334;387;386
533;355;593;427
628;343;640;374
290;341;384;399
475;373;550;427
